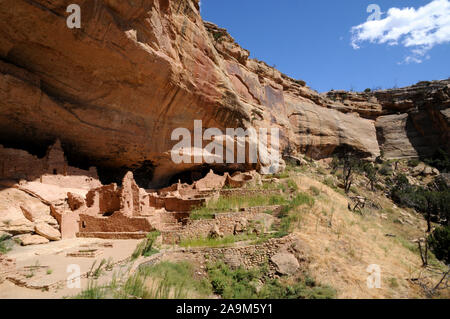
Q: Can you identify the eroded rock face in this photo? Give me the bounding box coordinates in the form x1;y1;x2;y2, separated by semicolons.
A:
0;0;447;188
0;187;52;235
0;0;381;188
326;81;450;159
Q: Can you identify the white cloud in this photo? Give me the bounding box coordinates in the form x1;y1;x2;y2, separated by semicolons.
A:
351;0;450;63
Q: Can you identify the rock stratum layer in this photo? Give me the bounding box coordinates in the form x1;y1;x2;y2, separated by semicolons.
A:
0;0;448;187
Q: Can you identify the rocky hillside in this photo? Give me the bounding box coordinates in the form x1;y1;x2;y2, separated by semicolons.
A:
0;0;448;188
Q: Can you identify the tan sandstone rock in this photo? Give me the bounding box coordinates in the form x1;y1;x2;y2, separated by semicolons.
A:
67;192;86;211
34;223;61;241
20;205;58;226
270;252;300;275
0;0;384;189
0;0;447;188
20;234;50;246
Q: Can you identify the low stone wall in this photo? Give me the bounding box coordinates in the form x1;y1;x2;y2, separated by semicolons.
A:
161;206;282;244
78;214;154;233
149;194;206;212
77;231;147;239
219;189;283;198
204;234;302;272
157;212;190;224
140;234;308;275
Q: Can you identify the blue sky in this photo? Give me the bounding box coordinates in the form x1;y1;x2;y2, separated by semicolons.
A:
200;0;450;92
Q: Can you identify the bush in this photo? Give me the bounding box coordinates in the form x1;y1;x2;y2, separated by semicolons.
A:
309;186;320;196
207;261;262;299
0;235;12;254
379;163;393;176
408;159;421;167
207;262;336;299
323;177;335;188
391;175;450;228
427;226;450;265
423;149;450;173
287;179;298;191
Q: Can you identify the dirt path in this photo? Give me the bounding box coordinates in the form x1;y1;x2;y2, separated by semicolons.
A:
1;238;140;299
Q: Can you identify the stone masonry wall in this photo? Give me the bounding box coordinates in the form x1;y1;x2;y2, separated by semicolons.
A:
161;205;282;244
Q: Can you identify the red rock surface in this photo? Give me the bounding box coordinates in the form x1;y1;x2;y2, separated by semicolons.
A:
0;0;448;188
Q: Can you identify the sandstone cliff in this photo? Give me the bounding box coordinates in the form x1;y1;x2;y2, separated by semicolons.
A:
325;80;450;158
0;0;448;187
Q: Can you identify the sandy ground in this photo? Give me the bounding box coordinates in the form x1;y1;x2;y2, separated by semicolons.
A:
0;238;140;299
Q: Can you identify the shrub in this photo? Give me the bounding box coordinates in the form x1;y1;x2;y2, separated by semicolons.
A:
207;262;336;299
427;226;450;265
287;179;298;191
364;88;371;93
330;148;364;193
362;162;378;191
0;235;12;254
423;149;450;173
309;186;320;196
408;159;421;167
379;163;393;176
391;175;450;230
323;177;335;188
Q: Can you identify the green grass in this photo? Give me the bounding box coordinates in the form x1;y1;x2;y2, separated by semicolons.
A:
285;163;308;174
142;261;212;297
207;261;266;299
287;179;298;191
272;193;315;238
322;177;335;188
322;177;346;195
189;192;315;246
262;181;285;191
179;233;258;248
75;274;188;299
206;261;335;299
75;281;107;299
190;194;290;220
131;231;160;260
75;261;212;299
259;278;336;299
